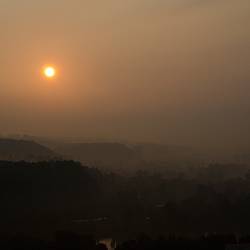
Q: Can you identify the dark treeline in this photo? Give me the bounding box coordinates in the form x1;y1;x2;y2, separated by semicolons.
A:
0;231;106;250
1;160;250;237
116;234;250;250
1;231;250;250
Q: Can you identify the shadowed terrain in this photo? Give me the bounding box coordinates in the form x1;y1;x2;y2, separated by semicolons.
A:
0;138;58;161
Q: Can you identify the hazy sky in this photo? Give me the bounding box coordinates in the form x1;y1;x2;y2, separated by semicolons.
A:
0;0;250;149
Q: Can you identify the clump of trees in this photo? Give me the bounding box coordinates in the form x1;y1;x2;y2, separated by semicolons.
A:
1;160;250;236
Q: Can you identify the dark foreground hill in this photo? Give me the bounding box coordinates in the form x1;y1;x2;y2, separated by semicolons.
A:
0;138;58;161
0;160;102;234
2;160;250;236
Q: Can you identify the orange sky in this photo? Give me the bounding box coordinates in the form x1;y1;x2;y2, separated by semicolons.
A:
0;0;250;149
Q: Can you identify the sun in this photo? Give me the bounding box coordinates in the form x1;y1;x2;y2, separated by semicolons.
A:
43;66;56;79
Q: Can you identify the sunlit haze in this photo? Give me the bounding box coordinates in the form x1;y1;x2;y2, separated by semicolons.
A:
0;0;250;150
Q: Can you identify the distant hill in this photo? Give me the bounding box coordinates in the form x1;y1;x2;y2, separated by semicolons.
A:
134;143;203;165
54;142;203;173
0;138;58;161
55;142;140;170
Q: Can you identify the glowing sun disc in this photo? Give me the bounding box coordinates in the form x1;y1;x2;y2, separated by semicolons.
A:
43;66;56;78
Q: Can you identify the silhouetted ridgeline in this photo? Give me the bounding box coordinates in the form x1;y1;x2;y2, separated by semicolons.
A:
1;160;250;236
0;138;58;161
53;141;250;174
5;136;249;175
55;143;140;172
54;142;203;173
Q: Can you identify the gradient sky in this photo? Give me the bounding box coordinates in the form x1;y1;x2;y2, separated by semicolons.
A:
0;0;250;149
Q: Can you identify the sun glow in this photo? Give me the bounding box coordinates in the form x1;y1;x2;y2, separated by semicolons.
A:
43;66;56;79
